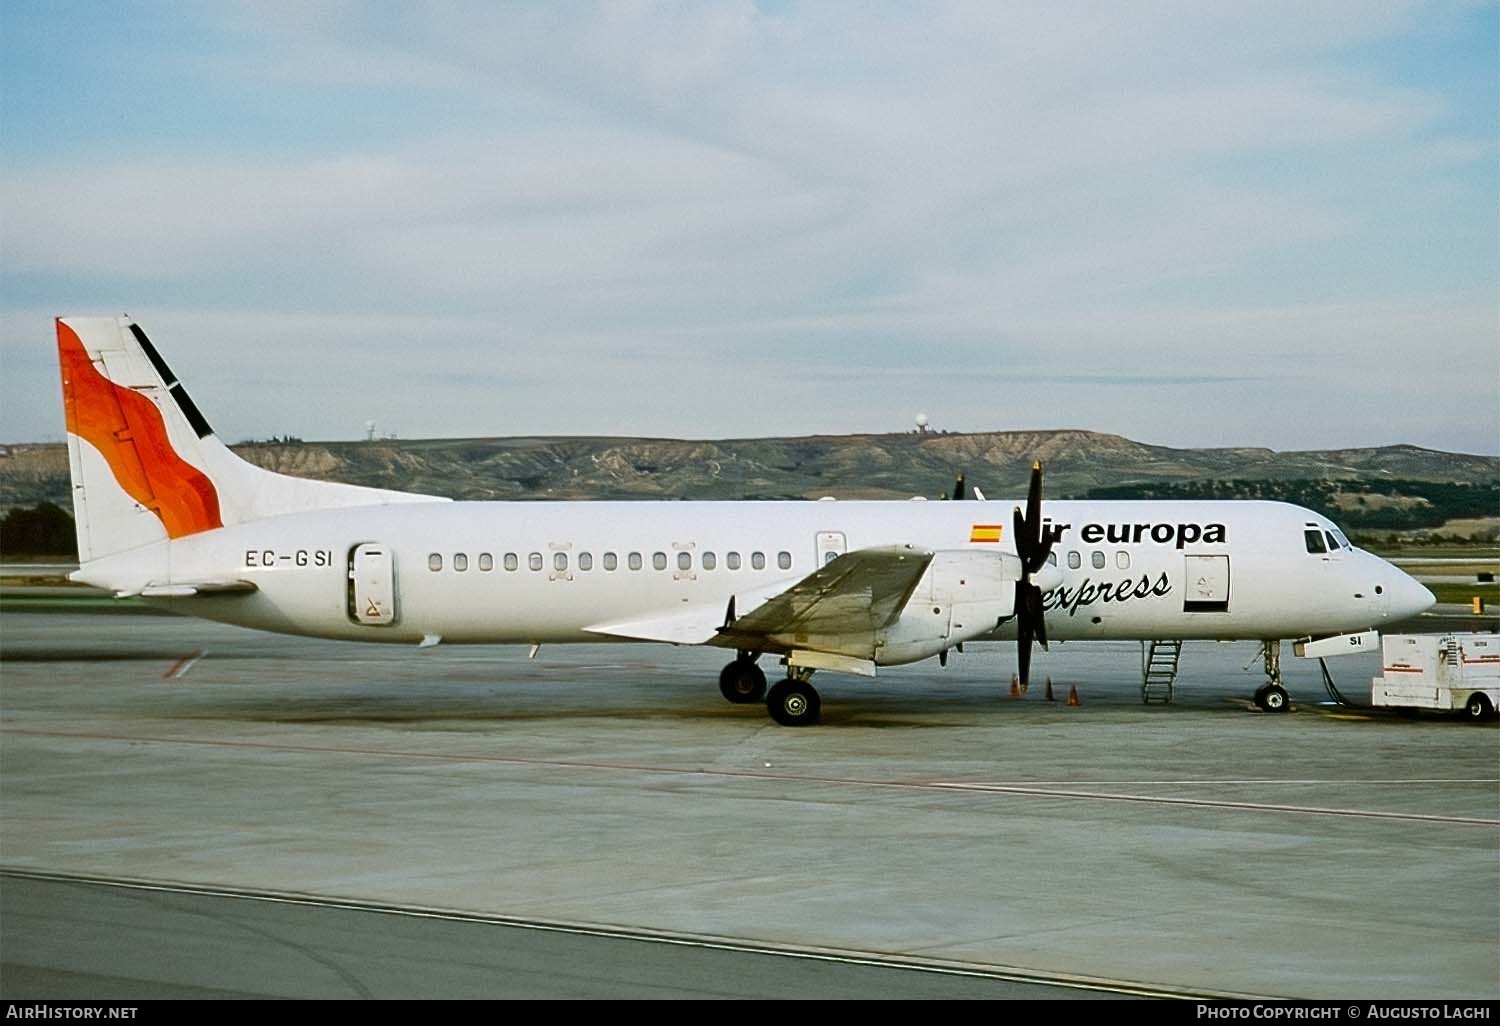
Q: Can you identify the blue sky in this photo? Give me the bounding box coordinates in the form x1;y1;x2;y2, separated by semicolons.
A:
3;2;1496;454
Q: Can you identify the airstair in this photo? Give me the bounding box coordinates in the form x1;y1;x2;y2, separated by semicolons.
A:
1141;640;1183;704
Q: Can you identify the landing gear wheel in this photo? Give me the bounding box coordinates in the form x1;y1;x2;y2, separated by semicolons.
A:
1254;684;1290;713
718;660;767;704
766;678;821;727
1464;693;1493;722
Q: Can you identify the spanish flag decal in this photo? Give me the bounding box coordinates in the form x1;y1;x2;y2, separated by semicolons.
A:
969;524;1003;544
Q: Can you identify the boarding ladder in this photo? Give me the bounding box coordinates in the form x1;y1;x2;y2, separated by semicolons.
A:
1141;640;1183;704
1440;636;1461;667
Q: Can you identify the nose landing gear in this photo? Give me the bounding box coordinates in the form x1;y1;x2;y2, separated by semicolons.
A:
1252;640;1290;712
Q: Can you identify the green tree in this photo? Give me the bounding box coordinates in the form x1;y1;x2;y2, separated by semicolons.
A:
0;502;78;557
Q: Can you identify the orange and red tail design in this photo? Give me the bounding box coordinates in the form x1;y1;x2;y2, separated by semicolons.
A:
57;320;222;538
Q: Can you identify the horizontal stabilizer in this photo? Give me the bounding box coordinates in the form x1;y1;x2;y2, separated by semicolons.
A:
126;580;259;598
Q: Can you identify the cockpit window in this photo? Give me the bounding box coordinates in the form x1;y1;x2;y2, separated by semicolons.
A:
1304;529;1327;554
1324;531;1340;552
1331;528;1352;549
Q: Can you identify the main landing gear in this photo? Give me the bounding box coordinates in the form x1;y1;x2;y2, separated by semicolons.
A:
1252;640;1290;713
766;671;821;727
718;652;767;703
718;654;822;726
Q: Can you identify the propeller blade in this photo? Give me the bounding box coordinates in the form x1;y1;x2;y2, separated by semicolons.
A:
1026;533;1055;576
1026;460;1043;519
1011;460;1050;690
1025;584;1049;650
1025;461;1043;552
1017;604;1033;689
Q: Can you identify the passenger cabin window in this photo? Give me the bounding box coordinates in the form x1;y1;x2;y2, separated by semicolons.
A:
529;553;543;571
554;552;568;571
702;551;716;570
653;552;667;571
778;551;792;570
752;552;766;570
727;552;741;570
1304;529;1327;554
1116;551;1130;570
677;552;692;571
478;553;493;572
504;553;518;572
428;553;443;572
1091;551;1106;570
453;553;468;572
578;552;592;571
603;552;618;571
1067;551;1081;570
629;552;643;571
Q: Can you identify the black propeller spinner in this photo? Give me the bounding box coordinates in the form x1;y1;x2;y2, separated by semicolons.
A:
1012;461;1054;688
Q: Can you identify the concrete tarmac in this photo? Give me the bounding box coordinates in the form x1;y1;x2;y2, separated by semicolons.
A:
1;608;1496;999
0;873;1126;999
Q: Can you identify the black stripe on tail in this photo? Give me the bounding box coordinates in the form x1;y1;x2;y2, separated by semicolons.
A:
129;323;213;439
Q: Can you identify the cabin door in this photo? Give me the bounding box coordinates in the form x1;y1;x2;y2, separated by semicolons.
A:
1183;554;1230;613
348;543;398;625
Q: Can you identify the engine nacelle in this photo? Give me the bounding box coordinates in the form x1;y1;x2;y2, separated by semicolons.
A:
874;549;1020;666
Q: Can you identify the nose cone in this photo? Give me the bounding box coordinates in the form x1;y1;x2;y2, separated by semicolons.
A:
1388;571;1436;622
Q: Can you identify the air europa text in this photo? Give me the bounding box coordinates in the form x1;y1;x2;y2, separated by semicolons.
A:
1075;521;1227;549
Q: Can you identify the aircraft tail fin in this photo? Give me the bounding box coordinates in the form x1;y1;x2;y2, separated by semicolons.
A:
57;316;445;562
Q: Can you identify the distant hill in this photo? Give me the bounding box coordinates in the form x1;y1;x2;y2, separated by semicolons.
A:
3;430;1497;511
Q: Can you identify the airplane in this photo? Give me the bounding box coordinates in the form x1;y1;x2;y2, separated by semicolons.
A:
54;316;1436;725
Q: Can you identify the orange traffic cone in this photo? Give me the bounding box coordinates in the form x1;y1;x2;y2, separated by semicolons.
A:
1067;685;1081;707
1009;678;1022;699
1044;677;1055;702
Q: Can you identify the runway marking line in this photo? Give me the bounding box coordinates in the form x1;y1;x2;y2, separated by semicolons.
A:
163;650;207;680
5;727;1497;827
0;867;1271;1001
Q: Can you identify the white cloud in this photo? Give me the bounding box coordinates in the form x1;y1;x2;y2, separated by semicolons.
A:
2;2;1494;452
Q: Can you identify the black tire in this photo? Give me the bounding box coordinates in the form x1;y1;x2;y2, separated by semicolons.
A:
718;660;767;704
1464;693;1493;722
1258;684;1289;713
766;678;821;727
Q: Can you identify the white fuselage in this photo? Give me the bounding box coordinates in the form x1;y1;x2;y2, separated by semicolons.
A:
80;498;1433;654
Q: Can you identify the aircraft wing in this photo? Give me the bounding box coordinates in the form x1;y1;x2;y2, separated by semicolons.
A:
582;602;733;646
584;545;933;649
717;544;932;645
